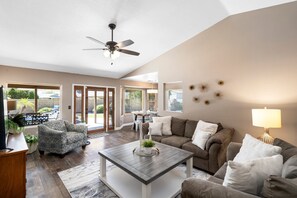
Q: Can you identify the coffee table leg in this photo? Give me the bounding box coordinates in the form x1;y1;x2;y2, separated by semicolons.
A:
142;183;151;198
100;155;106;177
186;157;193;178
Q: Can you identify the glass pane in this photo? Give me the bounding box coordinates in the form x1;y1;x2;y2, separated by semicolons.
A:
95;90;104;129
108;90;114;128
75;89;83;123
147;93;157;111
164;82;183;112
87;90;95;124
37;89;60;120
7;88;35;114
124;89;142;113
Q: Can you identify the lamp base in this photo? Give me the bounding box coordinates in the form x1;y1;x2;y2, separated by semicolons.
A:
257;132;274;144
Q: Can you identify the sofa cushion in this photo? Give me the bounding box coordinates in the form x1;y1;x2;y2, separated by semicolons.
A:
66;132;85;144
148;122;162;136
184;120;224;138
161;136;190;148
262;176;297;198
182;142;209;159
282;155;297;179
44;120;67;132
153;116;172;135
233;134;282;163
171;117;187;136
184;120;198;138
192;120;218;140
145;135;170;142
274;138;297;162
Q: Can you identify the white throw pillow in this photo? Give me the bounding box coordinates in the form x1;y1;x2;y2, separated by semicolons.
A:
153;116;172;135
192;130;212;150
223;155;283;195
223;160;257;195
148;122;162;136
233;134;282;163
192;120;218;140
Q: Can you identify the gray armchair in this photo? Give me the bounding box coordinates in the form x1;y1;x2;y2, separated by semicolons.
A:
38;120;88;157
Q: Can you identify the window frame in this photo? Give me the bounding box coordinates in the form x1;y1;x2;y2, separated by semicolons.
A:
163;82;183;112
7;84;60;113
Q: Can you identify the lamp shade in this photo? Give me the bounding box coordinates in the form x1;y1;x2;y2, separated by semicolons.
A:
252;108;281;128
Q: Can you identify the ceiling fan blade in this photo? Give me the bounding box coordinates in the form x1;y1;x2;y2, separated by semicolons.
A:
116;39;134;48
86;36;106;46
118;49;140;56
83;48;107;50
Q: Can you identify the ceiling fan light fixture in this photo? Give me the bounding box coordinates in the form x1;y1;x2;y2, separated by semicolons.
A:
103;50;120;60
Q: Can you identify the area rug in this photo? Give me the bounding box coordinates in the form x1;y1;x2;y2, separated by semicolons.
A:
58;160;210;198
87;132;109;139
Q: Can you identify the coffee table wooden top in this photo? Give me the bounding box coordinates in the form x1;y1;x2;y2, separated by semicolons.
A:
98;141;194;185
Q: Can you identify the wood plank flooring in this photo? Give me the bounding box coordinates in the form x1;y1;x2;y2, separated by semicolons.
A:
26;128;139;198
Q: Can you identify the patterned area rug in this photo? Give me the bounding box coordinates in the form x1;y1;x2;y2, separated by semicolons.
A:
58;160;210;198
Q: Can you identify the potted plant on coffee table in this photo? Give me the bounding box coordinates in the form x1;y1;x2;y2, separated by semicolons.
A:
142;139;155;154
24;134;38;154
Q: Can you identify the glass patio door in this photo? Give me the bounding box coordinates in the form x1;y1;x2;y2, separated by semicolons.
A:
73;85;115;132
86;87;106;132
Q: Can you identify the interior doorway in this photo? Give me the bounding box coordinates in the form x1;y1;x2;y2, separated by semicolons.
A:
73;85;115;132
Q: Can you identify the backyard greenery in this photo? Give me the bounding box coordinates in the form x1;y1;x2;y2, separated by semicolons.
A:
38;107;52;114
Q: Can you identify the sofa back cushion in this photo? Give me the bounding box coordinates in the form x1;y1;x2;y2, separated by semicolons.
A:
184;120;198;138
184;120;224;138
171;117;187;136
274;138;297;162
43;120;67;132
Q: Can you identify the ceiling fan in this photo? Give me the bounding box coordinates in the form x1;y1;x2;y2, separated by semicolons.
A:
84;23;140;60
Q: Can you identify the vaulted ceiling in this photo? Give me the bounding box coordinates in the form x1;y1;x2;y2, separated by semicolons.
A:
0;0;295;79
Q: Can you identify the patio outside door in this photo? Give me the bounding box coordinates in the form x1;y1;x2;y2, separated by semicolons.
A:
73;86;115;132
86;87;106;132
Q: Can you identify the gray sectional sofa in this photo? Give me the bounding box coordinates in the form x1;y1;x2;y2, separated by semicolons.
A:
181;138;297;198
141;117;234;174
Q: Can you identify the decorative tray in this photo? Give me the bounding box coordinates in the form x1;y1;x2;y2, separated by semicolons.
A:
133;147;160;157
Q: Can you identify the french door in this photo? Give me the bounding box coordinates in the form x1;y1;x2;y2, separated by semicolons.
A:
73;85;115;132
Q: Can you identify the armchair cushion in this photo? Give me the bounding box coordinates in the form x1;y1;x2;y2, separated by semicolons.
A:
64;121;87;133
282;155;297;178
43;120;67;132
66;132;85;144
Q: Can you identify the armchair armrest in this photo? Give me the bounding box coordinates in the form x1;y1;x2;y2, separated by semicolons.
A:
181;178;258;198
64;121;87;136
38;125;67;144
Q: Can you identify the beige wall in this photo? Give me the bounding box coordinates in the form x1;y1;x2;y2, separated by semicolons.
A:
0;65;151;128
125;2;297;144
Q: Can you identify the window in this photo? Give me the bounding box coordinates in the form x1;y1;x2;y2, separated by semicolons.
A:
164;82;183;112
147;93;158;111
7;84;60;120
124;88;143;113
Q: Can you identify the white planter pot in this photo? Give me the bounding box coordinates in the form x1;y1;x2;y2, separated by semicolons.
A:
26;142;38;154
143;147;152;154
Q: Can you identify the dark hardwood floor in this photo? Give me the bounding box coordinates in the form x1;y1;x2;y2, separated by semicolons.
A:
26;127;139;198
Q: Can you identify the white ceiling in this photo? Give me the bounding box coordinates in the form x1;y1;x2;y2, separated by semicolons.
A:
0;0;295;80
